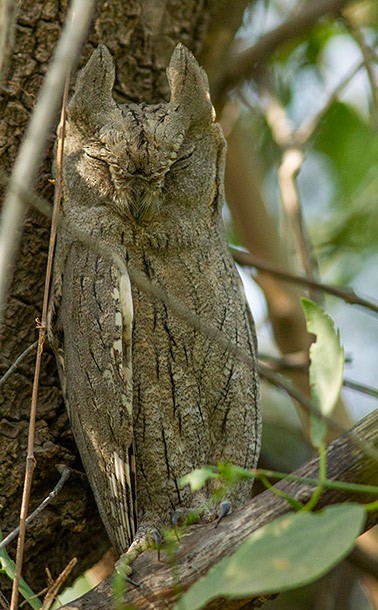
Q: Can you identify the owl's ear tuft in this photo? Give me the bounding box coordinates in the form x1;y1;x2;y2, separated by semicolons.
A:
68;45;118;126
167;43;215;128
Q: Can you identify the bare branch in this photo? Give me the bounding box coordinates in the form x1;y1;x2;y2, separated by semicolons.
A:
41;558;77;610
0;341;38;388
0;466;71;551
231;247;378;315
258;353;378;399
296;59;365;144
343;379;378;400
59;410;378;610
0;0;95;329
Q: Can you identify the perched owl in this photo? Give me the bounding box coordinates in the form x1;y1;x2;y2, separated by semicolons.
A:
49;44;261;571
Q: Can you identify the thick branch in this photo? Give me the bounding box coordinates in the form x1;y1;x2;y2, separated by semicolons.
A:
61;410;378;610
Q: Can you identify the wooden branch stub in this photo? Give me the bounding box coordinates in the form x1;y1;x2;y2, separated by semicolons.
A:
61;410;378;610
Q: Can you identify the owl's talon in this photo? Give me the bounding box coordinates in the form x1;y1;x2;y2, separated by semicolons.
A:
215;500;232;528
115;527;163;577
171;508;186;528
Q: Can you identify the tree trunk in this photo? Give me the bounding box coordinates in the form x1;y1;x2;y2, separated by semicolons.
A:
0;0;246;593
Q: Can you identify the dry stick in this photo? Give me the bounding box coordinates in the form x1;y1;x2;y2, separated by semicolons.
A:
0;0;95;330
343;379;378;400
0;467;71;551
1;175;377;432
296;59;365;145
257;361;378;462
0;590;10;610
0;341;38;388
41;558;77;610
258;352;378;399
230;247;378;315
0;170;53;220
0;168;376;441
9;75;70;610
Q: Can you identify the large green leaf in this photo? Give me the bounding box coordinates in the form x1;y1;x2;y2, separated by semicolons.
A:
175;504;365;610
301;298;344;447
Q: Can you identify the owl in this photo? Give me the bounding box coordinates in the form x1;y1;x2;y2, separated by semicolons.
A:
49;44;261;571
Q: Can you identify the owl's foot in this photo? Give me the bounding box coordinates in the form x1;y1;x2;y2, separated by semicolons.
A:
115;528;162;578
215;499;232;527
171;500;232;538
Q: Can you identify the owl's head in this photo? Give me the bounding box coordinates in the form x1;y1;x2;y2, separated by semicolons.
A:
64;44;224;223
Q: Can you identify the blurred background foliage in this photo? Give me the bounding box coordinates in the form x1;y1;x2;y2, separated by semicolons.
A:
222;2;378;608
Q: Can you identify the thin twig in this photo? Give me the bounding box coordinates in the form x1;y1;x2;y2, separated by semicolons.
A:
0;170;53;220
9;71;71;610
0;0;95;329
296;59;365;144
0;467;71;551
41;558;77;610
231;247;378;315
343;379;378;400
257;362;378;461
0;590;10;610
0;341;38;388
259;352;378;398
63;217;374;450
1;180;375;465
1;177;375;445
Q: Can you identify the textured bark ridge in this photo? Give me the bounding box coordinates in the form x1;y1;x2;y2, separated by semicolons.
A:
0;0;230;593
49;44;261;558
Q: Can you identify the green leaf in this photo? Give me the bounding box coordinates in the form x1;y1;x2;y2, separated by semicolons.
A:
314;101;378;199
180;467;217;492
0;531;42;610
301;299;344;447
217;463;253;485
175;504;365;610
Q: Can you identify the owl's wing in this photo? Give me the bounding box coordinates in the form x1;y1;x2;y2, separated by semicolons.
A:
49;238;136;553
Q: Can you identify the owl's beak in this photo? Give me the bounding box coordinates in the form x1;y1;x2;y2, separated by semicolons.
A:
126;178;161;222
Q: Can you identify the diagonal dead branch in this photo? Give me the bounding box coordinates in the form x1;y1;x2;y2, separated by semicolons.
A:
0;341;38;388
230;247;378;315
0;466;71;551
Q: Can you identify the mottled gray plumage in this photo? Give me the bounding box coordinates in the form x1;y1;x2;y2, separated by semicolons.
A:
49;44;261;561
